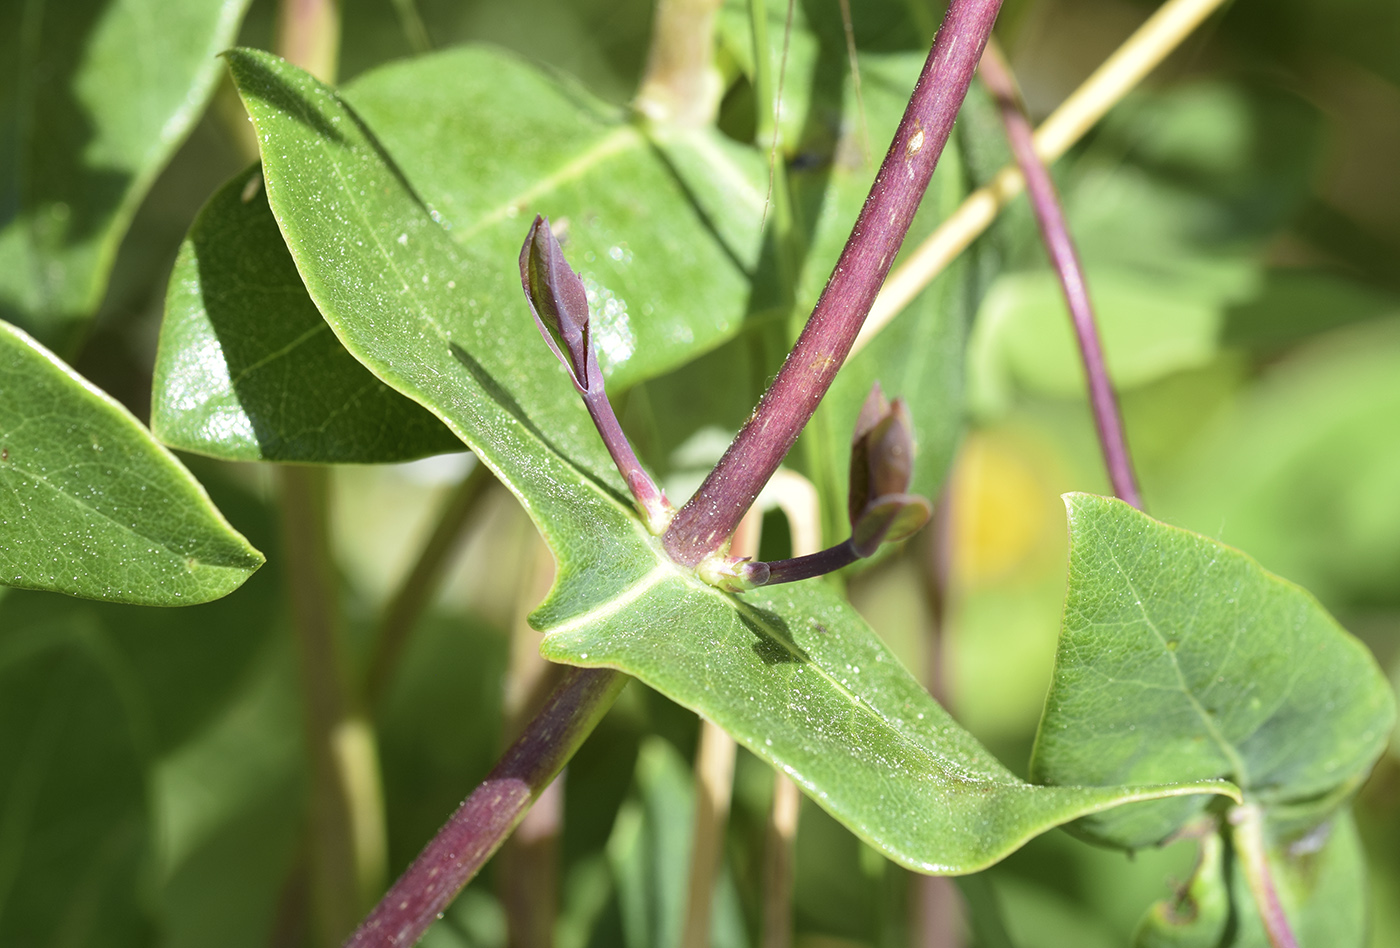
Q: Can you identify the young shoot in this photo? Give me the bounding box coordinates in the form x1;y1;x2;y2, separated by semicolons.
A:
703;383;932;591
519;216;673;534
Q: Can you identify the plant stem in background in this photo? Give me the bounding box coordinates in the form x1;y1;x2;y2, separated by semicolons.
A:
853;0;1229;354
1229;804;1300;948
750;0;801;293
271;16;386;945
762;775;802;948
914;494;962;948
759;475;820;948
279;466;387;945
837;0;871;164
977;42;1142;508
365;460;494;707
663;0;1004;567
500;537;568;948
344;666;628;948
634;0;726;126
388;0;431;54
682;720;739;948
952;874;1016;948
682;508;760;948
276;0;341;84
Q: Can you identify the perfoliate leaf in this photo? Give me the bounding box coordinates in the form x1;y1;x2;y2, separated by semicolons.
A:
228;44;1237;876
0;0;251;343
152;165;461;463
1032;494;1395;850
0;319;263;604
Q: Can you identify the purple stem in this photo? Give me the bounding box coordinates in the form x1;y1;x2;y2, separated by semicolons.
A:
977;44;1142;509
345;4;1007;942
343;668;626;948
752;540;861;586
581;381;671;534
1229;803;1300;948
663;0;1005;566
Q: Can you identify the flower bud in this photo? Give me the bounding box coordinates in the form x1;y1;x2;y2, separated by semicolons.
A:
847;382;930;556
520;215;595;391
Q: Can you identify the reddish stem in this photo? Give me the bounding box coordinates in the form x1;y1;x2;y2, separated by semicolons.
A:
342;668;626;948
345;4;1007;943
663;0;1005;566
747;539;861;586
1229;803;1300;948
977;44;1142;509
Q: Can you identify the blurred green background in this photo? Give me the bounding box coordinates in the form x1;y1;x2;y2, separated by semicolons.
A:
2;0;1398;945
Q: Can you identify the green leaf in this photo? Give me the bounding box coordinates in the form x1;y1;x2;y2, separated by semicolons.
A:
153;637;306;948
228;46;1234;876
344;47;765;391
966;267;1241;415
152;165;462;463
155;45;767;461
0;319;263;604
0;0;251;342
0;473;290;947
1031;494;1396;849
0;604;154;948
966;82;1324;417
1222;268;1400;354
1132;831;1230;948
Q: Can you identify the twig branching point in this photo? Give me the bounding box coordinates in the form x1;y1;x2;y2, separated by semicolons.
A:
663;0;1005;567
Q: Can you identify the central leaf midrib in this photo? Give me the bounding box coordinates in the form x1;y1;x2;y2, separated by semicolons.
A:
1;462;207;572
1108;548;1252;786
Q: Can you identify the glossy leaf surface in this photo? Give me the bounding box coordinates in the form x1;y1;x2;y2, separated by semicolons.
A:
0;320;263;603
230;49;1234;874
154;44;766;464
0;0;250;341
1032;494;1395;849
152;166;461;462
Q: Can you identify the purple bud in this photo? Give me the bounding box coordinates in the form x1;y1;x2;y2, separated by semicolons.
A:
845;383;930;556
848;383;917;524
520;216;595;391
850;494;932;558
